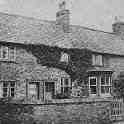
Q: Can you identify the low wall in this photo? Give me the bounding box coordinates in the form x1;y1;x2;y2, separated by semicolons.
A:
30;99;112;124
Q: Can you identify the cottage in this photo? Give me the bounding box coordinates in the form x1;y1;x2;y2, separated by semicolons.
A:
0;1;124;122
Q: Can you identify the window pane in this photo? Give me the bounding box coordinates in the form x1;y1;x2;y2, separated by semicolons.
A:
10;82;15;87
3;82;8;87
3;88;8;97
101;76;105;85
64;78;69;86
11;88;15;97
92;54;103;65
60;52;69;63
0;46;2;58
101;86;105;93
101;86;110;94
92;54;96;65
64;87;69;93
90;78;96;85
9;47;15;60
29;83;37;95
105;87;110;93
106;76;110;85
90;86;97;94
2;46;8;58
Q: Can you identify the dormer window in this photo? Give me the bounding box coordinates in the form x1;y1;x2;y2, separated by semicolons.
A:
92;54;103;66
60;52;69;63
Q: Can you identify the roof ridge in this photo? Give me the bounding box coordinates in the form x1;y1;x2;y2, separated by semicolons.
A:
0;11;117;35
0;11;55;23
71;24;116;35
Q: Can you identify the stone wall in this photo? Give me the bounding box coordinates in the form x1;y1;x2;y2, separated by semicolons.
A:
30;100;111;124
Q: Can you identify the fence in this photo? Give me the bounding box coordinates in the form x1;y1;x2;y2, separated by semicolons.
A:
111;97;124;121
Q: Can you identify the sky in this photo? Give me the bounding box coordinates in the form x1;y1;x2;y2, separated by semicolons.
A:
0;0;124;32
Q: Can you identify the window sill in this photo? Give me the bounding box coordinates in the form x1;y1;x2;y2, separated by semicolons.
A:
0;58;16;63
12;96;113;105
100;93;112;97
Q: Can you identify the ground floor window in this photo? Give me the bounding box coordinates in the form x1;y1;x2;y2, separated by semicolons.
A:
89;77;97;95
89;74;112;96
28;82;40;100
44;82;55;100
2;81;15;97
100;75;111;95
61;77;71;98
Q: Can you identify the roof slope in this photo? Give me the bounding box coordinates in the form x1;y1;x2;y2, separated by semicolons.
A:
0;12;124;55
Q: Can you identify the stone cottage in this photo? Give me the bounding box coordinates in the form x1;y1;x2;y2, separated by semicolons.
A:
0;1;124;123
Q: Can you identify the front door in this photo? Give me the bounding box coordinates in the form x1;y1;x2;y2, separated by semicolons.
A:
44;82;55;100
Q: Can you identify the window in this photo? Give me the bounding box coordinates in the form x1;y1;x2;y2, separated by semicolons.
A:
2;46;8;59
3;81;15;97
92;54;103;66
9;46;16;60
61;78;71;97
60;52;69;63
100;75;111;95
89;75;112;96
0;46;16;60
28;82;39;100
89;77;97;95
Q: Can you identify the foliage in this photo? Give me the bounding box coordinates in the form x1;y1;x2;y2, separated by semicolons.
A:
113;74;124;98
26;44;92;82
0;98;34;124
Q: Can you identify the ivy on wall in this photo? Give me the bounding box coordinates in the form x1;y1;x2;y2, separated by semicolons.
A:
25;44;92;82
0;41;92;83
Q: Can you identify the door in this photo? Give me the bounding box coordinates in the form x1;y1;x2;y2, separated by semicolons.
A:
44;82;55;100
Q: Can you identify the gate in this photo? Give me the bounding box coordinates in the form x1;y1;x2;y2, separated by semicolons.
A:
111;97;124;121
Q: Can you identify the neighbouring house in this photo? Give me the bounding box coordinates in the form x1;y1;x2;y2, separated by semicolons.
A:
0;1;124;123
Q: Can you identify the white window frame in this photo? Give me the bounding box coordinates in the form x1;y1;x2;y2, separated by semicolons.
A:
9;46;16;61
89;76;97;96
0;46;16;61
100;75;111;96
28;81;40;100
2;81;16;97
1;46;9;59
92;54;103;66
60;52;69;63
61;77;71;95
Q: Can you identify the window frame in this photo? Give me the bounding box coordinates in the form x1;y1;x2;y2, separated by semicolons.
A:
28;81;40;100
89;76;97;96
2;81;16;98
60;52;69;63
61;77;71;96
92;54;103;66
100;75;111;96
0;45;16;61
1;46;9;59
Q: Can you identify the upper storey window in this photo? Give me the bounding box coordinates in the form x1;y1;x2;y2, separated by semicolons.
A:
60;52;69;63
92;54;103;66
0;45;16;61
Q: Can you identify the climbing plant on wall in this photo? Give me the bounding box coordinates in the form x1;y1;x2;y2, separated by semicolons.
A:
26;44;92;82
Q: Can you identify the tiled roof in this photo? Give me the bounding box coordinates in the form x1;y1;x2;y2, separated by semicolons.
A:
0;12;124;55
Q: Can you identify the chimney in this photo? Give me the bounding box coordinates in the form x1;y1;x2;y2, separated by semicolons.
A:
56;0;70;33
112;16;124;35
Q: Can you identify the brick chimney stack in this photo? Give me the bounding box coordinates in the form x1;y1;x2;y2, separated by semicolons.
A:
56;0;70;33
